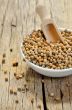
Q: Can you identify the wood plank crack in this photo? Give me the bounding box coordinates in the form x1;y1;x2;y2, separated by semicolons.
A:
60;89;64;110
0;0;9;39
42;76;47;110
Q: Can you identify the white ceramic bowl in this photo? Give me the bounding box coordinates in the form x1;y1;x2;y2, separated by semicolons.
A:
20;28;72;77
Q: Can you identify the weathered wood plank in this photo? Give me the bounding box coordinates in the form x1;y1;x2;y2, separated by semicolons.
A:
0;0;44;110
0;0;72;110
44;0;72;110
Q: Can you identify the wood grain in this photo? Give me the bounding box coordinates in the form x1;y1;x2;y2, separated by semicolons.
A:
0;0;72;110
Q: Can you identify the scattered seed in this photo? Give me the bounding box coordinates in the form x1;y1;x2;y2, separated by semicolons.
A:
41;79;44;83
13;62;18;67
49;92;54;97
11;24;16;27
24;84;27;88
5;77;8;82
14;91;17;95
10;89;13;94
17;87;22;92
31;98;34;104
26;78;30;82
16;75;20;80
3;53;6;58
26;87;29;92
22;91;25;93
14;73;16;76
22;73;24;77
19;75;22;78
10;48;13;52
22;88;25;92
15;100;19;104
23;58;26;62
54;97;60;102
2;59;5;64
4;71;7;74
37;105;41;109
66;82;70;87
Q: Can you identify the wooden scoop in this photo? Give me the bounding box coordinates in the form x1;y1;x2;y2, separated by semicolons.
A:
36;5;63;43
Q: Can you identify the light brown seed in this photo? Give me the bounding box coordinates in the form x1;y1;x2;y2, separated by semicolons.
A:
49;92;54;97
16;75;20;80
15;100;19;104
37;105;41;109
41;79;44;83
3;53;6;58
22;30;72;69
10;48;13;52
14;91;17;95
19;75;23;78
31;98;34;104
17;87;22;92
10;89;13;94
4;71;7;74
2;59;5;64
54;97;60;102
13;62;18;67
5;77;8;82
26;87;29;91
14;73;16;76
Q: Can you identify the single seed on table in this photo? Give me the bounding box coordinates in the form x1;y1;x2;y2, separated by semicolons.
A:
15;100;19;104
10;48;13;52
4;71;7;74
19;75;23;78
10;89;13;94
49;92;54;97
54;97;60;102
26;78;30;82
21;73;24;77
66;82;70;87
37;105;41;109
14;73;16;76
3;53;6;58
2;59;5;64
41;79;44;83
16;75;20;80
11;24;16;27
23;58;26;62
13;90;17;95
5;77;8;82
22;91;25;93
22;88;25;91
17;87;22;92
26;87;29;91
13;62;18;67
31;98;34;104
24;84;27;88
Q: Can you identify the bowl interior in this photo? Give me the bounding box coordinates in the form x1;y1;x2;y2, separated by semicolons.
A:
21;28;72;72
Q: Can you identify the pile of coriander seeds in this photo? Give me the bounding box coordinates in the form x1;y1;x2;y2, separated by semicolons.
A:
22;30;72;69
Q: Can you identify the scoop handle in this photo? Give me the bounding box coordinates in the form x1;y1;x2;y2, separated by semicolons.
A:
36;5;63;43
36;5;50;21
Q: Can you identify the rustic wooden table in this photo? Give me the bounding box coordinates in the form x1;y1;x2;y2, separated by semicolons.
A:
0;0;72;110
